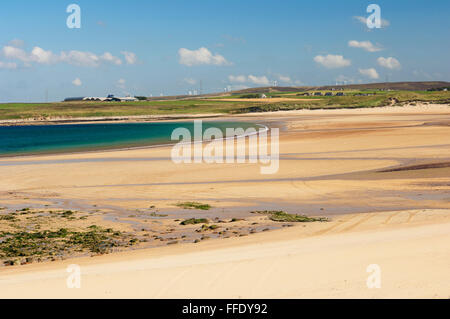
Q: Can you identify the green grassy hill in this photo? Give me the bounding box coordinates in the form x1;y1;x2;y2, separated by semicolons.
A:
0;85;449;121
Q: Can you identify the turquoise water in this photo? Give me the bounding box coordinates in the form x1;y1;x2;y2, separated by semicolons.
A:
0;121;257;157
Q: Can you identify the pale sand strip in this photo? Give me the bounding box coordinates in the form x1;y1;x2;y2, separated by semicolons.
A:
1;103;448;126
0;210;449;299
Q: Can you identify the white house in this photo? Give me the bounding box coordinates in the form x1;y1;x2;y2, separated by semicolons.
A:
77;94;138;102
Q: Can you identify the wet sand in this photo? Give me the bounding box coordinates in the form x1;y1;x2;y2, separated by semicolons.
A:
0;104;449;298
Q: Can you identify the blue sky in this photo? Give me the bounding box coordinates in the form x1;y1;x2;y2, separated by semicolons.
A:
0;0;449;102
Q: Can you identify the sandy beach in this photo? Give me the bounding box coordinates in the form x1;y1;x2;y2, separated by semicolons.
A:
0;104;449;298
0;208;449;299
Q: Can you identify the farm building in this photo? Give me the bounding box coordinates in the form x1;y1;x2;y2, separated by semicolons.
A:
63;97;86;102
64;95;138;102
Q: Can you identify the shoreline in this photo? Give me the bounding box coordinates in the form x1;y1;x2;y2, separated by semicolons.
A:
0;113;226;127
1;102;447;161
1;103;449;127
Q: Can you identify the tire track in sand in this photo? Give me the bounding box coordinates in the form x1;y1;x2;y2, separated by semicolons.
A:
339;213;375;232
313;214;360;236
383;211;402;225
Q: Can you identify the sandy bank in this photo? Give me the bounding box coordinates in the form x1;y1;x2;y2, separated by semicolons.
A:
0;209;449;298
1;103;448;126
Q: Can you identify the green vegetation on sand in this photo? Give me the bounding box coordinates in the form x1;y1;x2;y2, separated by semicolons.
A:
176;202;212;210
0;226;136;266
180;218;209;225
252;210;328;223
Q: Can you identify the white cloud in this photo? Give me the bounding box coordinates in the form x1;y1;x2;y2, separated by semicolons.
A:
2;46;59;64
61;50;122;67
314;54;351;68
228;75;271;86
1;42;128;68
184;78;197;85
348;40;383;52
30;47;59;64
228;75;247;83
121;51;137;65
2;46;30;62
354;16;367;25
60;50;100;67
359;68;379;79
178;47;230;66
0;61;17;69
354;16;390;28
100;52;122;65
229;74;299;86
248;75;270;86
72;78;82;86
278;75;292;83
377;57;401;70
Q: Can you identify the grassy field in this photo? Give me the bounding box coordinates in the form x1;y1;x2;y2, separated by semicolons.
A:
0;90;449;120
